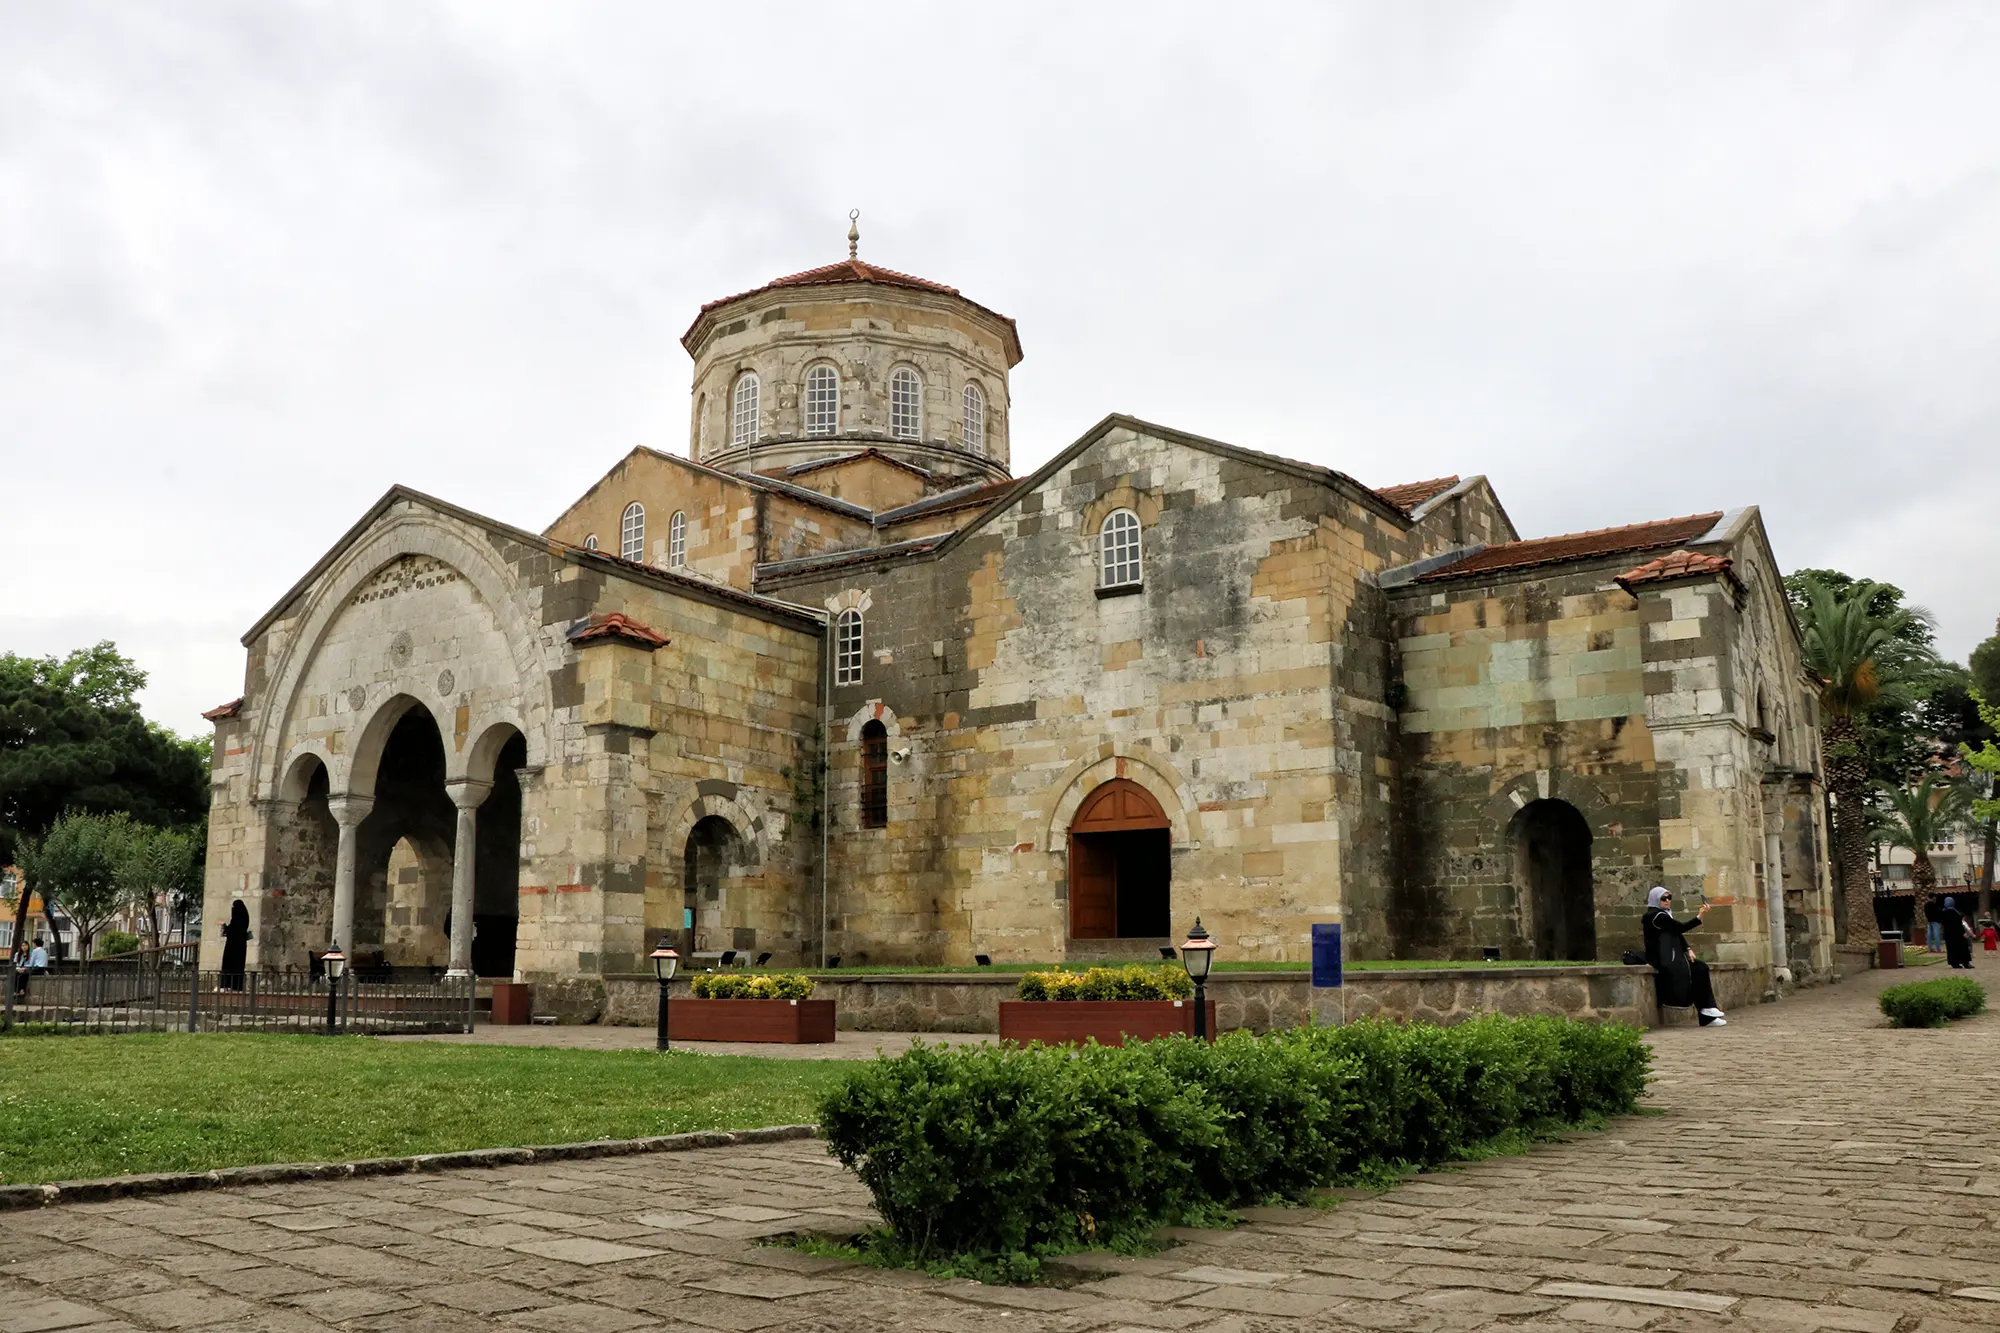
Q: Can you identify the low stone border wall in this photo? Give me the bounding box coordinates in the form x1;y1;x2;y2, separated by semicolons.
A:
0;1124;817;1212
595;963;1759;1034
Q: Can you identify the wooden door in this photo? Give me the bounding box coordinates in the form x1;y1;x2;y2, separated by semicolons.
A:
1069;834;1116;939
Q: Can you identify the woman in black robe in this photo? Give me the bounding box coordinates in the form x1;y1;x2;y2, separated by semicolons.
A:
219;901;251;991
1939;896;1974;969
1642;886;1727;1026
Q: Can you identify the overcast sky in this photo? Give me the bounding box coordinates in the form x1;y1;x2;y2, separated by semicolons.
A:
4;2;1997;731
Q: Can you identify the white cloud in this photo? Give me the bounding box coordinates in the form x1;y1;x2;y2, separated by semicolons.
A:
3;0;1996;730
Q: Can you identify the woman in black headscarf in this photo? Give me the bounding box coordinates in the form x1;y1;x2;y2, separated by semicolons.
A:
219;900;251;991
1939;896;1974;969
1643;886;1727;1026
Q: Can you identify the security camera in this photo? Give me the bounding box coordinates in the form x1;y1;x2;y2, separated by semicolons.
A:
891;747;912;764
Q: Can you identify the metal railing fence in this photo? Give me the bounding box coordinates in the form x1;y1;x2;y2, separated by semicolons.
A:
2;962;474;1035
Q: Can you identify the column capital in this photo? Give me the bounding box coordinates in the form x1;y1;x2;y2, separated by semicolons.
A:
445;778;494;811
326;793;375;828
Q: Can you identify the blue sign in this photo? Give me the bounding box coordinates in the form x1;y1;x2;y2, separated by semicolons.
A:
1311;923;1343;988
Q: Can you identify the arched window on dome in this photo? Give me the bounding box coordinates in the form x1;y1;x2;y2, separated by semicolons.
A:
890;367;922;440
1100;509;1142;589
804;364;840;437
732;372;760;447
584;534;598;551
668;511;686;567
835;608;864;686
962;382;985;454
621;503;646;562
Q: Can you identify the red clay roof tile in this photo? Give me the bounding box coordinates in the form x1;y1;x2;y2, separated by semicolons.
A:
1374;476;1461;512
1418;512;1723;582
565;613;670;650
1614;549;1738;593
202;698;244;721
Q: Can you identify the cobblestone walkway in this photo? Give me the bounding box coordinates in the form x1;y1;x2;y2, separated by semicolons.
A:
6;967;1997;1332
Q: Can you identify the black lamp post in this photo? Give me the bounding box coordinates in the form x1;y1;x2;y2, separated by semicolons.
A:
1179;918;1216;1041
650;936;680;1052
322;942;345;1036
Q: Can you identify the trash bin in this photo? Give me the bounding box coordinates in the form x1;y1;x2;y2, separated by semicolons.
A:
490;982;532;1024
1877;930;1904;970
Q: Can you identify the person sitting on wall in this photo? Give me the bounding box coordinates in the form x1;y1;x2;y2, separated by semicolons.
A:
1643;887;1727;1027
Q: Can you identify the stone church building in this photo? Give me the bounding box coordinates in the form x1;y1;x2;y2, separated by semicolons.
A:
201;236;1838;1002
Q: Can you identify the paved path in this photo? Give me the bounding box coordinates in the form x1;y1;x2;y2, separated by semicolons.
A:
6;967;1998;1332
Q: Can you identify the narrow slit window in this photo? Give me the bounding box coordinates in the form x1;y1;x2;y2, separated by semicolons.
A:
835;608;864;686
1100;509;1142;588
668;511;686;567
732;372;760;446
861;720;888;829
696;395;708;455
962;382;985;453
890;367;922;440
620;503;645;562
804;364;840;437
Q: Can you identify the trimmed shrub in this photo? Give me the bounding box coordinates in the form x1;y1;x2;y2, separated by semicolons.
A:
1879;977;1985;1028
1016;964;1193;1002
96;931;141;958
818;1014;1650;1267
690;971;815;1000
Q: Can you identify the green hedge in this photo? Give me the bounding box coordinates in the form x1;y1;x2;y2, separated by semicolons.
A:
1016;964;1193;1001
689;972;815;1000
818;1015;1648;1267
1879;977;1986;1028
97;931;141;958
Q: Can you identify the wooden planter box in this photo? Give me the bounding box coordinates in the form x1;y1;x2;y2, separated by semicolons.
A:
668;998;836;1044
998;999;1217;1046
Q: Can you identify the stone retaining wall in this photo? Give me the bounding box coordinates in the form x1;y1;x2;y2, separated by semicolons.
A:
592;962;1764;1033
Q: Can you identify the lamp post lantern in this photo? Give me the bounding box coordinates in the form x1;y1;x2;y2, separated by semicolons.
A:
650;937;680;1051
322;942;346;1037
1179;918;1216;1041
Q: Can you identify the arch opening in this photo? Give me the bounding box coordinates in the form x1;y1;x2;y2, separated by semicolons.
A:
1068;778;1171;940
1512;798;1596;961
472;730;526;977
684;815;745;956
264;756;336;969
352;705;455;972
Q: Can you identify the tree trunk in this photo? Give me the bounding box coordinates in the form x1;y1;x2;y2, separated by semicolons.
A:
1911;854;1935;954
1824;713;1877;946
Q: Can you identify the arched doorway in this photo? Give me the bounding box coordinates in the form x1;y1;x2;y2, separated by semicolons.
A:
1512;799;1596;960
471;731;526;977
684;815;742;955
1068;779;1171;940
354;704;455;970
265;754;336;968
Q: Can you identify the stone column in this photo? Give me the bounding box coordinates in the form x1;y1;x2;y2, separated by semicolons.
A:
444;779;493;978
1766;826;1788;978
326;795;374;953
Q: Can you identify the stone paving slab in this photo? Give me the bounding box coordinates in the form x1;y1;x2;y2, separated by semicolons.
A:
5;966;1997;1331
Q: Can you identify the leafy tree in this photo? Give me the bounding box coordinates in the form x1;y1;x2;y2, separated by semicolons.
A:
1870;774;1973;945
0;642;210;865
1962;684;2000;919
1972;629;2000;704
1792;574;1940;946
116;824;200;949
17;811;134;962
1784;571;1952;785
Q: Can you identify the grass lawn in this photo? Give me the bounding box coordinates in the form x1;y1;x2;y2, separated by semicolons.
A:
812;958;1606;975
0;1033;846;1186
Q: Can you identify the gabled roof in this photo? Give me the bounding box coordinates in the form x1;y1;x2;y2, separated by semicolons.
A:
202;698;244;722
1416;512;1724;583
1374;476;1461;513
755;534;951;578
785;449;937;483
681;256;1023;364
247;485;826;645
544;446;875;537
1614;549;1740;595
874;477;1019;528
566;612;671;650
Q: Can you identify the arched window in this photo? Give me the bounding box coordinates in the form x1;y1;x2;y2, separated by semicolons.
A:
620;503;645;562
583;534;598;551
804;364;840;437
696;395;708;456
962;382;985;453
835;608;863;686
668;511;686;567
1100;509;1142;588
732;372;760;447
860;720;888;829
890;367;922;440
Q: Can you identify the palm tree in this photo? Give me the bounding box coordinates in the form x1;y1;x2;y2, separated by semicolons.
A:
1797;576;1937;946
1871;774;1973;950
